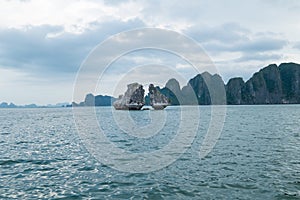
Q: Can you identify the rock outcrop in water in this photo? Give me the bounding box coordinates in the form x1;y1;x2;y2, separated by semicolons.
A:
73;93;116;107
148;84;169;110
113;83;145;110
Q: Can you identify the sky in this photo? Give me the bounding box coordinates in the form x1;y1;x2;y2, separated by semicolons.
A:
1;0;300;105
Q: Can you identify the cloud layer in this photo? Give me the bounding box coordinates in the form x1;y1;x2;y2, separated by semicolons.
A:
0;0;300;104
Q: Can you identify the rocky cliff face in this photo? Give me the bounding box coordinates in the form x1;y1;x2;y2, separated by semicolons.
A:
260;64;283;104
160;78;181;105
226;77;244;105
149;84;169;104
241;64;283;104
161;72;226;105
148;84;169;109
113;83;145;110
188;72;211;105
279;63;300;103
161;62;300;105
228;63;300;104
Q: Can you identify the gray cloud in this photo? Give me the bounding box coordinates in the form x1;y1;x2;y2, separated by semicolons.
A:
1;0;300;104
235;53;283;62
234;37;287;52
0;19;290;86
293;42;300;50
192;25;288;55
0;18;145;77
187;23;250;43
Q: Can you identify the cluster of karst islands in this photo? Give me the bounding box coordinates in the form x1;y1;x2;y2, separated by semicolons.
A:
113;83;169;110
72;62;300;110
1;62;300;109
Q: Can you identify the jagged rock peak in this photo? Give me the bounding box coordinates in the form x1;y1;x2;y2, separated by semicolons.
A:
113;82;145;110
226;77;245;105
165;78;181;91
149;84;169;110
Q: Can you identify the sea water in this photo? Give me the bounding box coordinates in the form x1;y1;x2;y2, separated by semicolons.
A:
0;105;299;199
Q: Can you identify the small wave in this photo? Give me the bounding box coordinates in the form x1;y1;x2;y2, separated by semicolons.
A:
15;141;34;145
0;132;10;135
224;183;258;190
77;166;95;171
0;159;57;166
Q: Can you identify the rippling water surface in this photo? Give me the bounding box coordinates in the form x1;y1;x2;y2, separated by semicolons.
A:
0;105;300;199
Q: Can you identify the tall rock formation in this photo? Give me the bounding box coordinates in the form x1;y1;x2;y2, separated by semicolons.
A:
148;84;169;109
241;64;282;104
182;72;226;105
161;72;226;105
279;63;300;103
113;83;145;110
260;64;283;104
226;77;244;105
188;72;211;105
160;78;182;105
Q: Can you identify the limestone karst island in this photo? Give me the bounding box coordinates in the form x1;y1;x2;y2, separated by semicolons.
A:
113;83;169;110
72;62;300;109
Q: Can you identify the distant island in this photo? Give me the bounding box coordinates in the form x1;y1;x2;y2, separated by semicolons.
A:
0;102;71;108
74;62;300;106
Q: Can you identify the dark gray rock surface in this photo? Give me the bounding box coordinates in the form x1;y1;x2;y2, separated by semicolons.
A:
148;84;169;109
226;77;245;105
113;83;145;110
161;62;300;105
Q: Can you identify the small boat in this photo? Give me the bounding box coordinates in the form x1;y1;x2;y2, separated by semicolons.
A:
126;103;144;110
113;101;144;110
151;103;168;110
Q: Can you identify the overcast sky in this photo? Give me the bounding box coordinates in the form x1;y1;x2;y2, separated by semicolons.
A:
1;0;300;105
